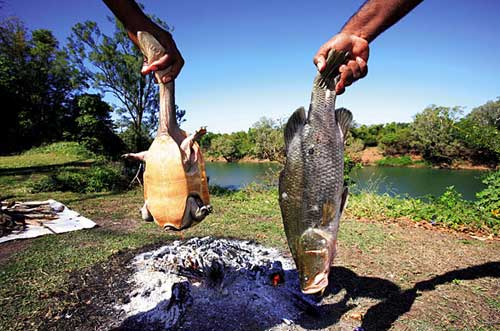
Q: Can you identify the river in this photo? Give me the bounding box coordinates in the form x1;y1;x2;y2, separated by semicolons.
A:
205;162;488;200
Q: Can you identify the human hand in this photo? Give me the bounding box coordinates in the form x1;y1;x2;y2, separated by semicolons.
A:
314;33;369;94
139;30;184;84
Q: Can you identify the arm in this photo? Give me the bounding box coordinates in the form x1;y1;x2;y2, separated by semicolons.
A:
103;0;184;83
314;0;423;94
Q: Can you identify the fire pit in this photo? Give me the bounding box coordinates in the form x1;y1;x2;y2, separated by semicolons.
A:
116;237;322;330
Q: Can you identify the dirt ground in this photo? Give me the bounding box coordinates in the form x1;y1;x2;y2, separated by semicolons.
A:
360;147;384;165
29;215;499;331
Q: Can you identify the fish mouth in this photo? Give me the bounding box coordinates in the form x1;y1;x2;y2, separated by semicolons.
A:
301;271;329;294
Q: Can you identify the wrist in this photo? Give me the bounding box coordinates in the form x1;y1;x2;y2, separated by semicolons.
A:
339;29;370;43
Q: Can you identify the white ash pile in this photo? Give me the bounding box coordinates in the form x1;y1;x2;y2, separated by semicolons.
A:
117;237;321;331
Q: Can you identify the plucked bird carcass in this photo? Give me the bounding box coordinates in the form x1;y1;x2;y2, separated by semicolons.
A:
124;31;211;231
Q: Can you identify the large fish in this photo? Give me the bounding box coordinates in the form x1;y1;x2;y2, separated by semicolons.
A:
279;50;352;294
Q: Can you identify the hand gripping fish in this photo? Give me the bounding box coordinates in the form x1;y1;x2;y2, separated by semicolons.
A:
279;50;352;294
123;31;212;231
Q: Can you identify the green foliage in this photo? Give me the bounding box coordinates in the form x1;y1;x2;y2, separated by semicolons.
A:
350;124;383;147
348;186;498;234
205;117;284;162
378;123;413;155
250;117;284;162
476;170;500;219
0;18;81;153
376;156;414;167
410;105;463;164
30;162;128;193
66;94;126;157
456;99;500;164
209;134;245;162
344;155;360;186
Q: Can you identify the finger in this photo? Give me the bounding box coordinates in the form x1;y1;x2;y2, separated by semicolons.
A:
141;53;173;75
335;81;345;95
347;59;361;80
313;46;329;72
339;64;353;86
315;55;326;72
163;60;184;83
356;56;368;78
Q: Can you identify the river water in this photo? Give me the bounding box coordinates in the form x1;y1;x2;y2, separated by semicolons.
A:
205;162;488;200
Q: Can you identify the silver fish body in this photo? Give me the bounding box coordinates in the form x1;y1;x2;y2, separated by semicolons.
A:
279;50;352;294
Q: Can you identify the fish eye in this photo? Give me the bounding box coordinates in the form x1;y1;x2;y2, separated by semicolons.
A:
308;147;314;155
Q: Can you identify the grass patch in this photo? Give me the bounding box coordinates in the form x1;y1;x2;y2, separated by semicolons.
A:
346;187;499;235
0;142;96;170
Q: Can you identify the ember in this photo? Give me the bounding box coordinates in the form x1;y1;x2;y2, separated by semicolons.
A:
116;237;322;330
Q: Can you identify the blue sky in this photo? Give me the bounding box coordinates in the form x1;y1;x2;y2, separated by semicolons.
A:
3;0;500;133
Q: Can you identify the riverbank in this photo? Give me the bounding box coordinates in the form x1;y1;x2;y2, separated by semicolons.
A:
204;147;496;170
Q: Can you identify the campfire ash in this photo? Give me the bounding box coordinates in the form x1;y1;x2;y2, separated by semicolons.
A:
116;237;321;331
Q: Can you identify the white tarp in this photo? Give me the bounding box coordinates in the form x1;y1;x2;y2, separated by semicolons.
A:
0;199;96;244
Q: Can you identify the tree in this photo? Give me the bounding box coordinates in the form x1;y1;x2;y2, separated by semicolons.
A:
0;18;80;153
456;98;500;164
466;97;500;129
210;134;242;162
411;105;463;164
250;116;285;162
378;122;413;155
66;94;126;157
67;17;184;151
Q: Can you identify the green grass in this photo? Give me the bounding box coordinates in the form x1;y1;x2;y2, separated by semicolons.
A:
346;188;499;235
0;142;96;170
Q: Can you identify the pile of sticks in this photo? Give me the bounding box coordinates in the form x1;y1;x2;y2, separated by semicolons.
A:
0;200;63;237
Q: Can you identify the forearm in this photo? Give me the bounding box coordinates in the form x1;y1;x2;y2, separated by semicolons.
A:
341;0;423;42
103;0;167;45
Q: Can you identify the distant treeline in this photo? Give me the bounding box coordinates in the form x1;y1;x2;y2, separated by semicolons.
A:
202;100;500;167
348;101;500;166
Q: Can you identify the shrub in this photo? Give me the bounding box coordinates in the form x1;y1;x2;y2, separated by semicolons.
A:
376;156;414;167
476;170;500;219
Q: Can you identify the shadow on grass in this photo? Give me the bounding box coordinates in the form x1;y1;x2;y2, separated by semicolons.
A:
0;160;94;175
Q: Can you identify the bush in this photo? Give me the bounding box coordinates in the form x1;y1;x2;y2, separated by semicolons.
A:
476;170;500;219
348;186;499;234
30;162;128;193
376;156;414;167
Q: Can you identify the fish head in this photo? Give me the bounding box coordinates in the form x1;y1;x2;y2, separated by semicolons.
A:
297;228;335;294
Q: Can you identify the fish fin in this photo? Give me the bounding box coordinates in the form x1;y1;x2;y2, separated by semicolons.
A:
335;107;353;142
284;107;306;151
339;186;349;216
317;50;350;90
321;201;336;226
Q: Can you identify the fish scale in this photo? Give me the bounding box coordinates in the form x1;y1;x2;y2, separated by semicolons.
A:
279;49;352;294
